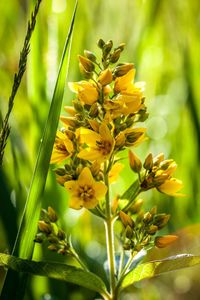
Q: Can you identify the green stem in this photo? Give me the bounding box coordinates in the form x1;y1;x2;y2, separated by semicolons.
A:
104;162;116;298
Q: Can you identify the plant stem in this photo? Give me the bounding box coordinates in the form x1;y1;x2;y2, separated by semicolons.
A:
104;162;116;298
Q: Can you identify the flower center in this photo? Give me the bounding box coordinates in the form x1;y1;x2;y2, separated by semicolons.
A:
78;185;94;201
97;140;112;155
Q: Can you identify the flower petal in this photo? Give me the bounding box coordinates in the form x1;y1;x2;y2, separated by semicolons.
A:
78;167;94;187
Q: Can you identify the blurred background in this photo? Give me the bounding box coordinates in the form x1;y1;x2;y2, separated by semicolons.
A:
0;0;200;299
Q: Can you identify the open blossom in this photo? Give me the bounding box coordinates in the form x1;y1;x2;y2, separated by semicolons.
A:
51;130;74;164
77;123;115;161
68;81;98;105
64;167;107;209
157;178;184;196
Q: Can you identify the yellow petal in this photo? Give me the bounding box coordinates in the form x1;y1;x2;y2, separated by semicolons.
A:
94;181;107;198
69;197;84;210
78;127;101;145
157;178;183;196
83;197;99;209
64;180;77;193
78;167;94;187
114;69;135;94
109;162;124;183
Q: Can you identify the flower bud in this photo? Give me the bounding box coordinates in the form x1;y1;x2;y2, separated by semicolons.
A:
119;211;134;228
155;235;178;248
72;100;84;112
48;207;58;222
89;103;99;117
97;38;105;49
148;225;158;235
143;212;152;224
125;225;134;239
98;69;113;86
143;153;153;170
48;244;58;252
128;150;142;173
79;63;93;79
114;63;134;77
84;50;96;62
154;214;170;229
38;221;52;234
78;55;95;72
103;40;113;56
57;229;66;240
110;49;121;63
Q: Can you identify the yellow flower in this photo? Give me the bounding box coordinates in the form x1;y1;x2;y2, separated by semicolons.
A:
77;123;115;161
114;69;136;94
51;130;74;164
157;178;184;196
68;81;99;105
64;167;107;210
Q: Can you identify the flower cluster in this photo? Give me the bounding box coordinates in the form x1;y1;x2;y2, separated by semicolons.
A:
119;201;177;252
51;39;148;211
35;207;71;255
129;151;183;196
46;39;184;257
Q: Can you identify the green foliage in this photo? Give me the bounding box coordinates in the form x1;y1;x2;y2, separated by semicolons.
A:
120;254;200;291
0;253;109;298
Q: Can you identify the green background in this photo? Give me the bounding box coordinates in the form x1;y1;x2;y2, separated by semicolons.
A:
0;0;200;299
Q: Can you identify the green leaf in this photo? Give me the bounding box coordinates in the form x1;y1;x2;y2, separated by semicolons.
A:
120;179;140;201
120;254;200;291
1;2;78;300
0;253;109;298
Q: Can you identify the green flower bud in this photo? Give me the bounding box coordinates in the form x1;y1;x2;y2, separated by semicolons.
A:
48;207;58;222
97;38;105;49
84;50;96;62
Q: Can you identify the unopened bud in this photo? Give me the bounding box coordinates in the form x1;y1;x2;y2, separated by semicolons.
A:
125;225;134;239
72;100;84;112
78;55;95;72
128;150;142;173
89;103;99;117
155;235;178;248
98;69;113;86
143;212;152;224
79;63;93;79
84;50;96;62
119;211;134;228
55;168;66;176
57;229;66;240
48;207;58;222
103;40;113;56
110;49;121;63
48;244;58;252
154;214;170;229
153;153;165;166
90;161;101;177
114;63;134;77
34;233;45;243
38;221;52;234
148;225;158;235
97;38;105;49
144;153;153;170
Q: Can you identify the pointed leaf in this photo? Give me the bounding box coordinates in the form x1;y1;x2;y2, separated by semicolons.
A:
120;254;200;291
0;253;109;298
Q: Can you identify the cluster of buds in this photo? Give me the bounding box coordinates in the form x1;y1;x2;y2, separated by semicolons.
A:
35;207;71;255
51;39;149;210
119;200;177;251
129;151;183;196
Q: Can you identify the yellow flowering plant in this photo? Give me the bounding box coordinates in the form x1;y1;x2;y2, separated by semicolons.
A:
33;39;199;300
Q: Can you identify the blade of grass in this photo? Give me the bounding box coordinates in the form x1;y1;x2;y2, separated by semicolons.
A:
0;2;78;299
